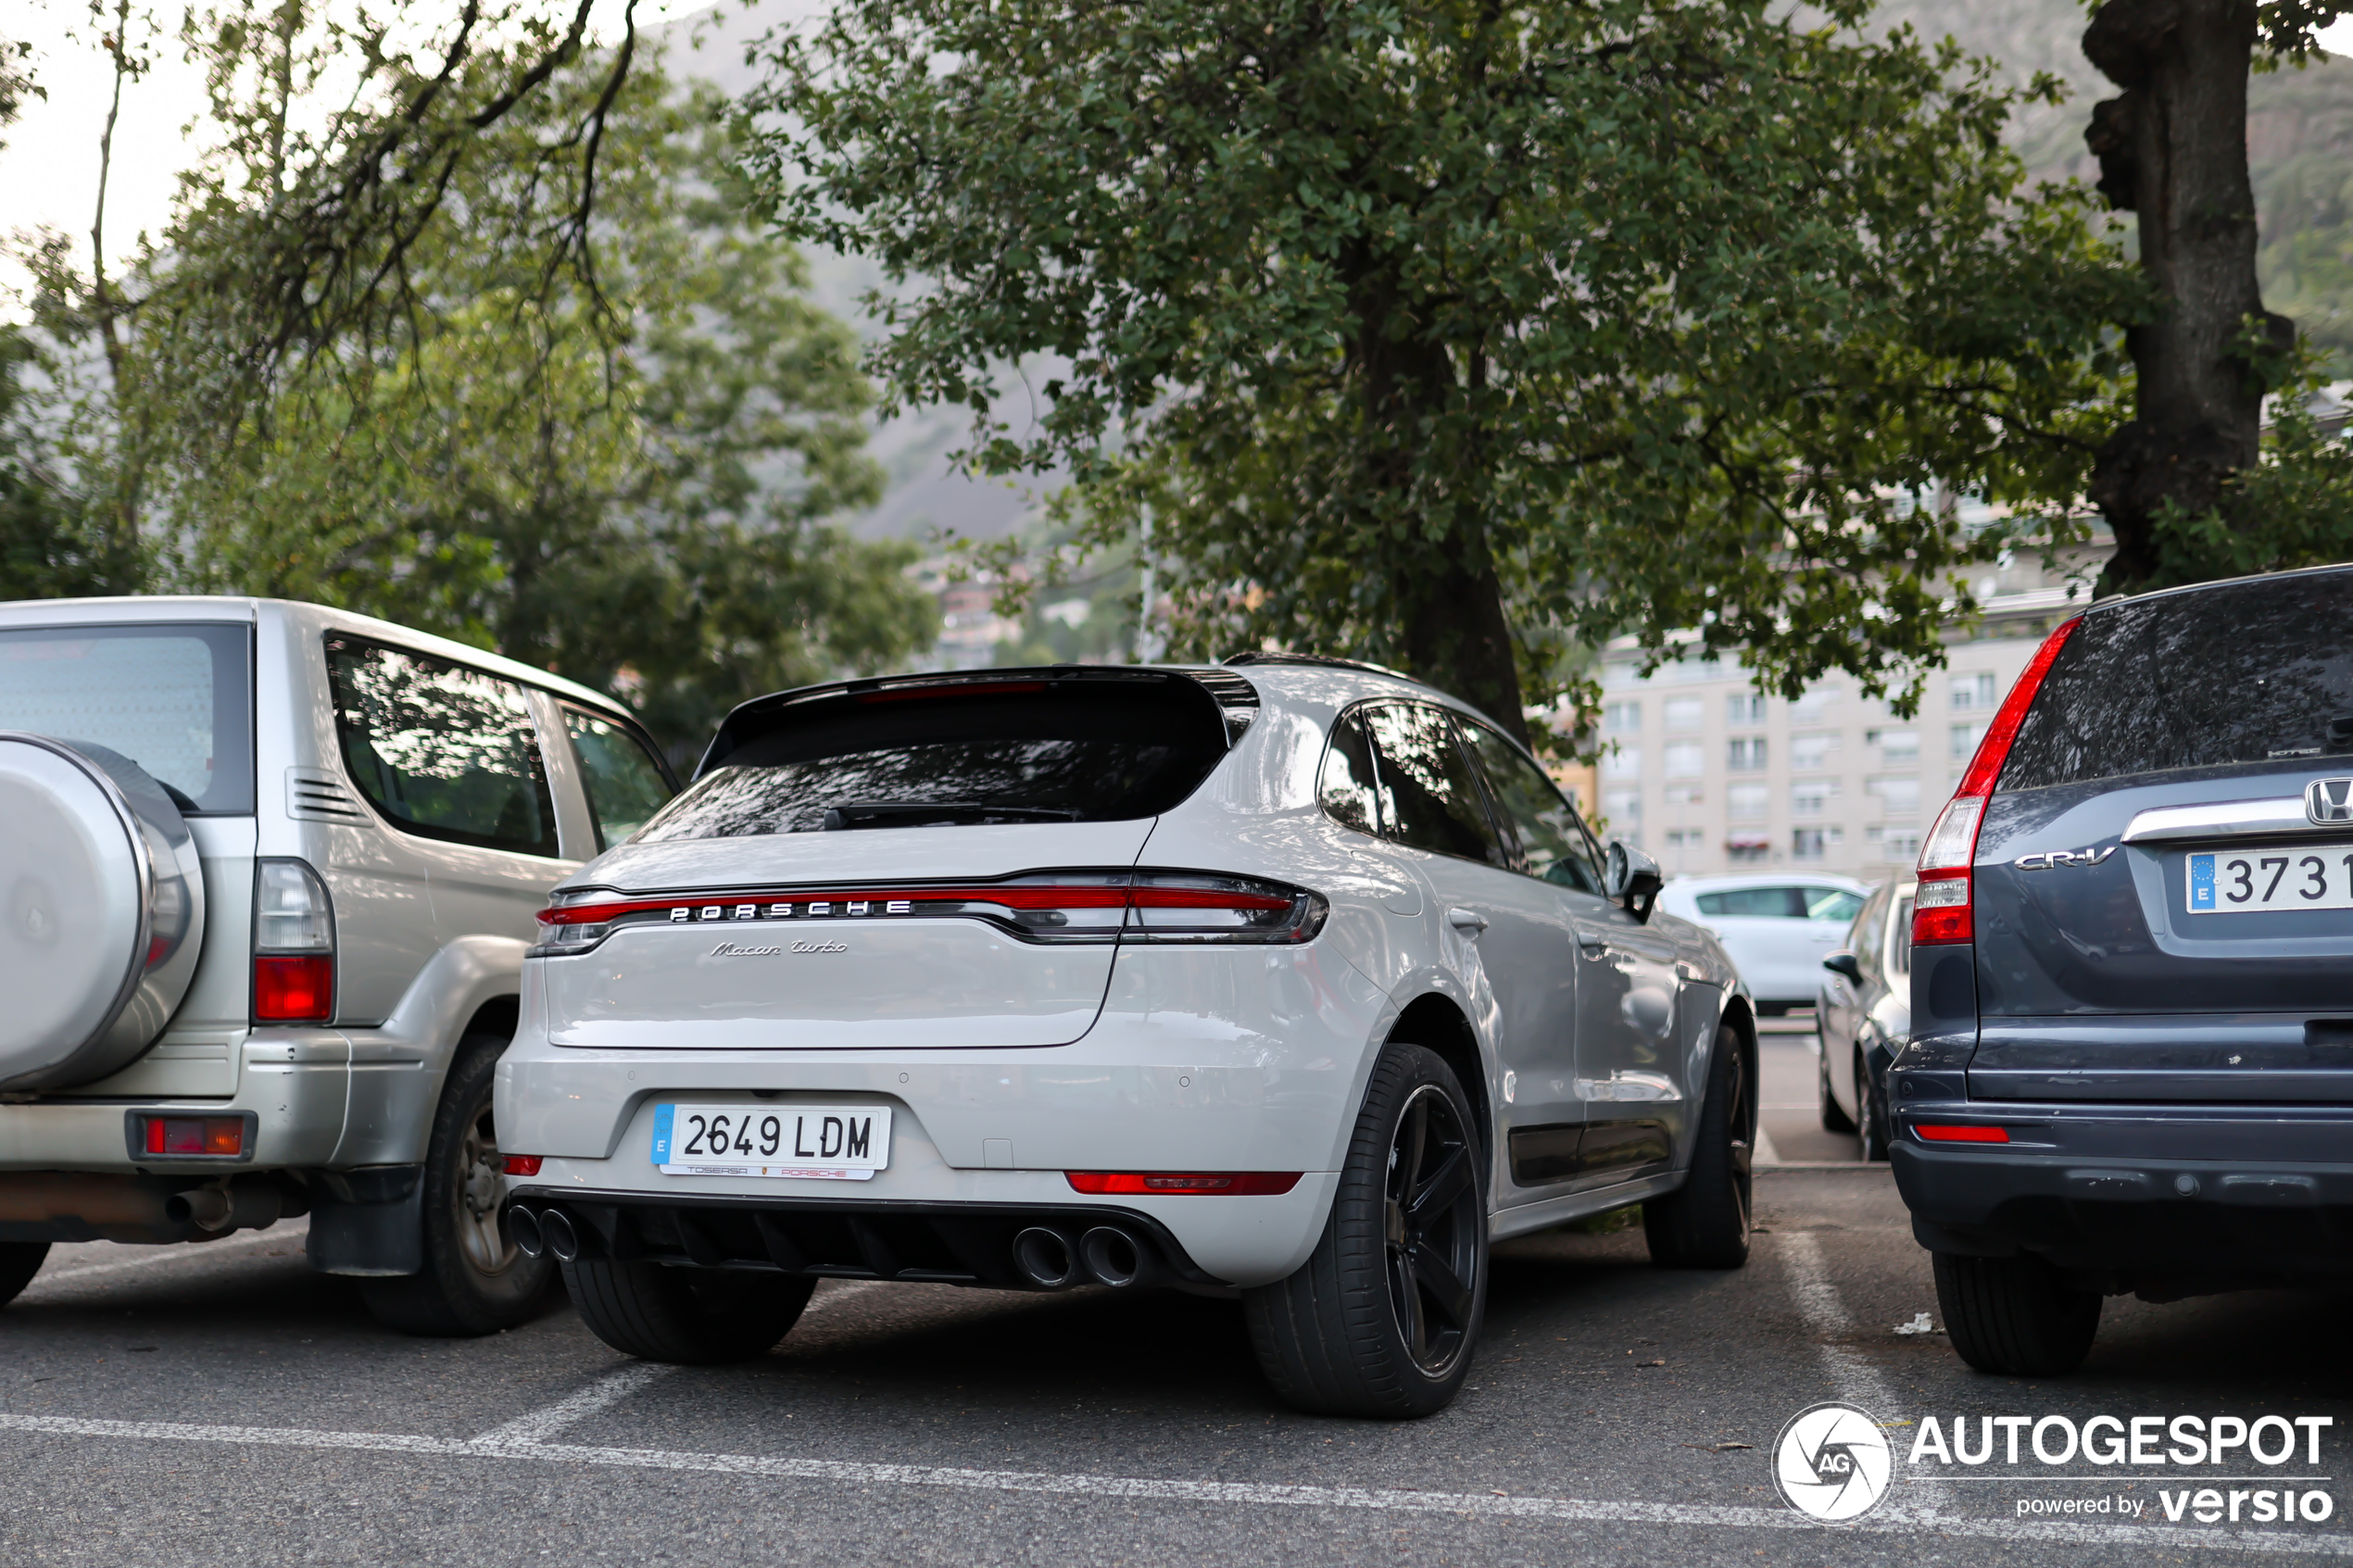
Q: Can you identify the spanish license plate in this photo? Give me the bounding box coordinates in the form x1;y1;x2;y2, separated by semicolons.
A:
2185;847;2353;913
650;1103;891;1180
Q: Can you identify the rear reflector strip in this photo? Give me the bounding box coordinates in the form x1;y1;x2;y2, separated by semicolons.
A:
1913;1124;2009;1144
141;1115;247;1158
1065;1172;1302;1196
504;1155;545;1177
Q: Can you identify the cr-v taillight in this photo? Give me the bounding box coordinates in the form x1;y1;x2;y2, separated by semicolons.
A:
253;859;335;1022
1913;617;2081;947
535;871;1328;954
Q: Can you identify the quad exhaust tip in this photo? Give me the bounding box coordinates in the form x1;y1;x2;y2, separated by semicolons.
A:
1012;1226;1077;1289
508;1204;546;1259
1080;1226;1147;1288
538;1206;582;1264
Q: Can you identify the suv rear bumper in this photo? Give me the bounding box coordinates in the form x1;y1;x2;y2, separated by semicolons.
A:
1892;1101;2353;1287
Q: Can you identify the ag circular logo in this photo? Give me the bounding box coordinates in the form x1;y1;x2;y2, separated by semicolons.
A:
1772;1400;1894;1521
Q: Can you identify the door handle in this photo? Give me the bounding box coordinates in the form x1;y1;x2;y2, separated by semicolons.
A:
1446;908;1489;935
1576;934;1609;958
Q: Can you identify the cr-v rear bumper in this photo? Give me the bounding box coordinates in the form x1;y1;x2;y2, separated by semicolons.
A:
1892;1101;2353;1288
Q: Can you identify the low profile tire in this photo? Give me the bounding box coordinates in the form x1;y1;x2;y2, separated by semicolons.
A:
0;1242;47;1307
1856;1047;1891;1164
1933;1251;2101;1377
1243;1042;1488;1420
563;1258;815;1364
1645;1023;1754;1269
359;1034;554;1336
1818;1035;1856;1134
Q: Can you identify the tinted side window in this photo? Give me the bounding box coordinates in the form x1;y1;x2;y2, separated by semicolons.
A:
1889;895;1915;976
1319;709;1383;837
2004;571;2353;790
1457;719;1604;894
565;708;675;852
1806;888;1865;923
1695;887;1808;918
1853;887;1888;975
326;639;559;857
1363;705;1505;865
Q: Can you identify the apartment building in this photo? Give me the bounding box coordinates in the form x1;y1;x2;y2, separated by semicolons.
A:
1589;560;2092;879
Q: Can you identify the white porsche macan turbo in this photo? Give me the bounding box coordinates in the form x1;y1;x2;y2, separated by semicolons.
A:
496;656;1755;1417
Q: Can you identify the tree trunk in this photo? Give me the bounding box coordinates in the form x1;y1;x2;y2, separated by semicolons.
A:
1394;533;1529;748
2082;0;2294;591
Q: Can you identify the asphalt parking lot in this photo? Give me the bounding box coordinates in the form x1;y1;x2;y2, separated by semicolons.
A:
1;1022;2346;1566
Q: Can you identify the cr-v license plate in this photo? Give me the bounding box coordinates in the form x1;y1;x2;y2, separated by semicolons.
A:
2186;848;2353;913
651;1103;892;1180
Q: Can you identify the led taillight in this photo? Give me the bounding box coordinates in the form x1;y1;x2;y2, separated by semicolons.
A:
253;859;334;1022
1913;1123;2009;1144
142;1115;246;1157
1912;618;2081;947
1064;1172;1302;1195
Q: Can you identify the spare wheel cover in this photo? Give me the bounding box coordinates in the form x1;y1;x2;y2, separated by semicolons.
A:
0;732;208;1090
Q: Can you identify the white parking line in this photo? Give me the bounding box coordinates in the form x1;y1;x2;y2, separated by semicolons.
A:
0;1411;2335;1551
1778;1228;1947;1518
29;1223;314;1286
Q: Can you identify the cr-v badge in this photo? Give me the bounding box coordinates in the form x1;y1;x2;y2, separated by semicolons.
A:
2308;778;2353;824
2014;845;2119;871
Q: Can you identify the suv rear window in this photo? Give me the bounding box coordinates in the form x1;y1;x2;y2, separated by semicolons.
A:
2003;571;2353;790
0;622;254;812
1695;885;1862;921
638;675;1233;840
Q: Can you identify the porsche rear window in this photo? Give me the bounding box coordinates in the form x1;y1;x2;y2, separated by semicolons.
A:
636;682;1230;839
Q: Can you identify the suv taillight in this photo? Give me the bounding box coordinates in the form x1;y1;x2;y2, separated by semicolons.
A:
1913;618;2081;947
254;859;334;1022
535;871;1328;954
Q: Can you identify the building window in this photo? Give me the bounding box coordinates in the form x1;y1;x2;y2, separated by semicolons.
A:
1791;686;1842;724
1950;672;1999;712
1663;696;1705;731
1666;828;1705;850
1603;746;1641;779
1727;692;1767;727
1665;741;1705;778
1727;736;1768;771
1869;776;1921;818
1792;779;1841;817
1603;700;1642;734
1951;720;1990;760
1665;784;1703;806
1793;826;1843;860
1726;833;1772;864
1868;728;1919;764
1789;733;1837;771
1869;826;1921;863
1728;783;1769;820
1603;787;1642;827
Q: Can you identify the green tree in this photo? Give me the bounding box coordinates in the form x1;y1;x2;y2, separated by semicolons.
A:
28;19;937;753
745;0;2137;740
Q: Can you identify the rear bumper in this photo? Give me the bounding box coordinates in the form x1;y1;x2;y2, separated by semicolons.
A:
1891;1101;2353;1286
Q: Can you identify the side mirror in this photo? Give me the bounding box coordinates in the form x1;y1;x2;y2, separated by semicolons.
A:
1822;950;1863;984
1604;841;1664;922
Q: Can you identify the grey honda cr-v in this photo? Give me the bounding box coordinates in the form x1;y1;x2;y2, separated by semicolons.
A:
1894;563;2353;1375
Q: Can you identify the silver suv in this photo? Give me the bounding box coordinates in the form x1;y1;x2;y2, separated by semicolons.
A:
0;596;674;1333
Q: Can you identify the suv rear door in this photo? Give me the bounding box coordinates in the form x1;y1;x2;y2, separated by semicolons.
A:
1969;569;2353;1102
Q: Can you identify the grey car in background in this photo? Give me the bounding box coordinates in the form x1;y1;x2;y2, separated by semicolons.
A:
1817;879;1913;1161
0;596;673;1333
1655;874;1867;1013
1895;563;2353;1376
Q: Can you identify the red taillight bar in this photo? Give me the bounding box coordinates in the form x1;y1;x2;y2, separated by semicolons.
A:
1913;615;2082;947
539;884;1292;926
1913;1123;2010;1144
1065;1172;1302;1195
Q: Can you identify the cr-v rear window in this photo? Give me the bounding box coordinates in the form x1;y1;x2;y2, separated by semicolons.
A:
2001;570;2353;791
635;671;1244;840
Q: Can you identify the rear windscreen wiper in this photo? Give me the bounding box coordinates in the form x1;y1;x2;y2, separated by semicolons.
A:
819;801;1084;830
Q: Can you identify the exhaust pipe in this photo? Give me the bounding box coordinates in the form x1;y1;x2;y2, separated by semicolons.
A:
1080;1226;1151;1288
539;1207;583;1264
1012;1227;1078;1289
508;1205;546;1259
164;1180;282;1235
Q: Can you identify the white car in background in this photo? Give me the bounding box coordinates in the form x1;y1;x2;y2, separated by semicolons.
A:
1655;874;1869;1014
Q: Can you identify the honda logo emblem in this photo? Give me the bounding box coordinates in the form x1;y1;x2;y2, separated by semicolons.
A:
2308;778;2353;824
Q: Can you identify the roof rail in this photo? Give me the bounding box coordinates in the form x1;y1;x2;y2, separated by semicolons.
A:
1221;649;1420;684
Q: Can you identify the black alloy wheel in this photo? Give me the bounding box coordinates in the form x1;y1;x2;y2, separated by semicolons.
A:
1244;1042;1489;1419
1383;1083;1483;1378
